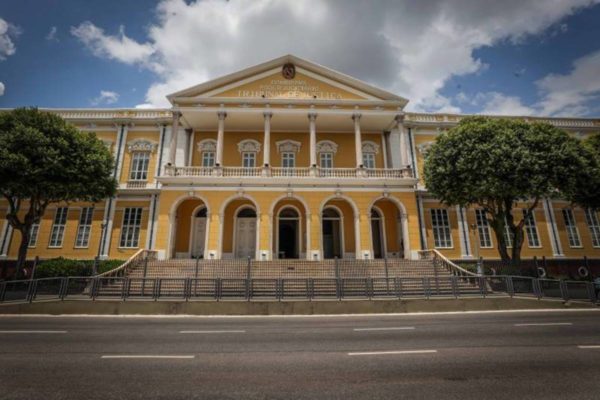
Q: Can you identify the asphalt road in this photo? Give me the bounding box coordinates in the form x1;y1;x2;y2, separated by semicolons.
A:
1;310;600;400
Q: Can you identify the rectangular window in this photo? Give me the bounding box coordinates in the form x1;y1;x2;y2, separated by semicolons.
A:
319;152;333;169
130;152;150;181
49;207;68;247
28;223;40;248
282;152;295;168
503;216;513;248
522;209;541;248
475;209;493;248
562;209;582;248
75;207;94;248
431;209;452;248
362;153;376;169
119;208;143;248
585;209;600;247
242;152;256;168
202;151;215;167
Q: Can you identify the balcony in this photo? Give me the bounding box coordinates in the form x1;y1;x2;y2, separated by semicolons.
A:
159;165;415;187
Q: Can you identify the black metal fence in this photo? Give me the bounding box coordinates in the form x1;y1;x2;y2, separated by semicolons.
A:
0;275;597;304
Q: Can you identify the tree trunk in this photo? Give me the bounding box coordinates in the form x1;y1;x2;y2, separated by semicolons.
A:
15;228;30;279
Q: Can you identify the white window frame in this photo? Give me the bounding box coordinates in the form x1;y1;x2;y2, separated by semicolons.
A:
430;209;453;249
281;152;295;168
28;223;40;248
522;209;541;248
562;209;582;248
129;151;151;181
119;208;143;248
242;151;256;168
202;151;215;167
475;209;493;248
585;209;600;248
75;207;94;248
49;207;68;248
362;152;376;169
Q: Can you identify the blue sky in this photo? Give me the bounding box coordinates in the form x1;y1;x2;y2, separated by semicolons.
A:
0;0;599;117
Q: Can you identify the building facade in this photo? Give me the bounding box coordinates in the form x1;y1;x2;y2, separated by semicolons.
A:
1;55;599;262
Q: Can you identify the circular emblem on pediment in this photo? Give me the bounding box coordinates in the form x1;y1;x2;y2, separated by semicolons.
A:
282;63;296;80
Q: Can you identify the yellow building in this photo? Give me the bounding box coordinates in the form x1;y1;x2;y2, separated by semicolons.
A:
1;55;600;262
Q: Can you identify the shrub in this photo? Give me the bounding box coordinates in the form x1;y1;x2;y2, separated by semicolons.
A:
34;258;124;278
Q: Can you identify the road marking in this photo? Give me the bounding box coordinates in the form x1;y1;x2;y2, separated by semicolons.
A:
101;355;195;359
514;323;572;327
348;350;437;356
578;345;600;349
353;327;415;331
0;330;67;334
179;330;246;334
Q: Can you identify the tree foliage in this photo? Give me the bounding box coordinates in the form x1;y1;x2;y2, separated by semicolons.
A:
423;116;600;266
0;108;117;273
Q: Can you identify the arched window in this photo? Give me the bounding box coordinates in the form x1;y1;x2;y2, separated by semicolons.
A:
237;207;257;218
197;139;217;167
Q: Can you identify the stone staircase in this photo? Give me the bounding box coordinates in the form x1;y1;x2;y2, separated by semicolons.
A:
96;256;484;298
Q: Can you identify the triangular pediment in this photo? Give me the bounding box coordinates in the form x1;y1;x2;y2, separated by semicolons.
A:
167;54;408;105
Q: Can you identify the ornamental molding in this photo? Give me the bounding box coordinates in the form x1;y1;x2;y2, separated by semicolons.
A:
316;140;338;154
417;141;434;155
197;139;217;152
126;139;158;153
361;140;380;154
276;139;302;153
237;139;261;153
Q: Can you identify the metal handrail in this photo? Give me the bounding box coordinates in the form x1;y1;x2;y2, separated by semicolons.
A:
95;249;157;278
421;249;479;277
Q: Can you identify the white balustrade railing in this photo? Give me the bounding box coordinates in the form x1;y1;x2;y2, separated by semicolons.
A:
163;165;413;179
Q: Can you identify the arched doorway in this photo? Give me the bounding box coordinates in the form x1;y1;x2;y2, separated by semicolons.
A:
370;208;385;259
190;207;207;258
277;207;300;259
322;207;343;259
234;207;257;259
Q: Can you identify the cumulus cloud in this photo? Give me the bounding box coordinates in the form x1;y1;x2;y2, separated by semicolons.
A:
536;49;600;116
46;26;58;41
71;0;599;110
90;90;119;106
0;81;5;96
0;17;21;60
479;92;536;116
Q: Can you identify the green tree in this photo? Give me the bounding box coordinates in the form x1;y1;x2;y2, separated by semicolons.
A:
423;116;600;267
0;108;117;275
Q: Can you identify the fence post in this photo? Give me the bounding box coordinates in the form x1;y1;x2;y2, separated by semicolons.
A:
27;279;37;303
154;279;161;301
451;276;458;299
584;256;592;280
185;278;191;301
533;279;542;299
59;278;68;300
384;257;390;294
506;276;514;298
31;256;39;281
91;277;99;300
478;277;486;298
0;281;6;302
559;280;569;301
395;277;402;299
195;256;200;279
334;257;341;300
93;256;99;276
141;256;149;294
424;277;430;299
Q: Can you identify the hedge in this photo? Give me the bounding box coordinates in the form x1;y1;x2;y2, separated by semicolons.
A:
33;258;124;278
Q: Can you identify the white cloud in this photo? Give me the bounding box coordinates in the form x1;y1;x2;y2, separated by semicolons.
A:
90;90;119;106
0;81;5;96
46;26;58;41
70;0;600;110
478;92;535;116
536;49;600;116
71;21;155;67
0;17;21;60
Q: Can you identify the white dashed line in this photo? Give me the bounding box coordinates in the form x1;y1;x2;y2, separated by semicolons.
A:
353;327;415;331
514;323;572;327
101;355;195;359
0;330;67;334
179;330;246;334
348;350;437;356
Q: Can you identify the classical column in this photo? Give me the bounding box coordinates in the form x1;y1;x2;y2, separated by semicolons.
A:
263;112;272;166
216;111;227;167
168;112;181;165
353;113;363;168
308;113;317;167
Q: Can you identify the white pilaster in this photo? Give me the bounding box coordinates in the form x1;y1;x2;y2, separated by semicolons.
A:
99;198;116;259
113;124;128;182
175;127;187;166
167;112;181;165
353;113;363;168
263;112;272;166
216;112;227;166
543;199;563;256
0;220;13;258
308;113;317;167
388;128;402;168
456;206;472;258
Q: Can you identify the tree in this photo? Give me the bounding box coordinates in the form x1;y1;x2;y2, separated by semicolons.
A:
423;116;600;267
0;108;117;275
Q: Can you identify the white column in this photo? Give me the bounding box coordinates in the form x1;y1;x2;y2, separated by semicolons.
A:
353;113;363;168
168;112;181;165
543;198;563;256
456;206;472;258
399;125;409;167
0;221;13;259
308;113;317;167
263;112;272;166
216;111;227;166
